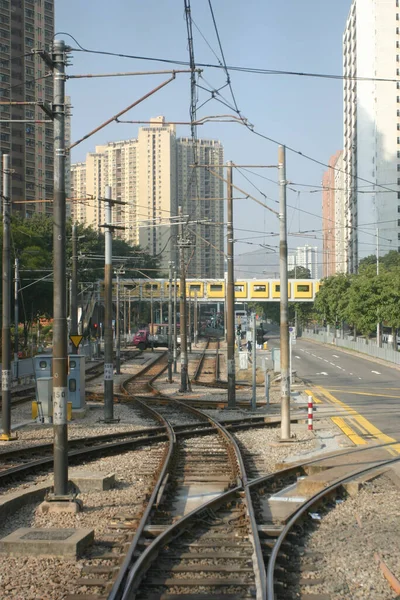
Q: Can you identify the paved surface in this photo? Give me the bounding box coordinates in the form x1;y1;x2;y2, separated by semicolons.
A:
268;333;400;455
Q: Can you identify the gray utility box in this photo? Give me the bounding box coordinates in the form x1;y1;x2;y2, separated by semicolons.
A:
37;377;53;422
34;355;53;379
68;354;85;409
272;348;281;373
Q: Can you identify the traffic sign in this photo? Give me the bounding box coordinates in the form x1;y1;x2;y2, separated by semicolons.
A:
70;334;83;349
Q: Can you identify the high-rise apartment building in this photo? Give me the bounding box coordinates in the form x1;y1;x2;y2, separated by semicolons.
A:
322;150;346;277
177;138;224;278
288;245;318;279
71;117;224;277
343;0;399;272
0;0;54;215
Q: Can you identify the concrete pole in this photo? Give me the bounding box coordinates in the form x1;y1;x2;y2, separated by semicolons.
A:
71;223;78;337
179;206;188;392
279;145;290;440
226;163;236;408
188;294;192;354
150;286;154;352
251;312;257;411
123;285;127;347
1;154;12;440
128;292;131;336
168;261;173;382
13;257;19;381
173;269;178;373
104;185;114;422
194;290;198;345
52;40;69;493
376;228;381;348
115;273;121;374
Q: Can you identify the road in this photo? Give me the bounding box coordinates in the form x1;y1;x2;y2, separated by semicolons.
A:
267;333;400;452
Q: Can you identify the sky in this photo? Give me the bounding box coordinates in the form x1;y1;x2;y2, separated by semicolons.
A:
56;0;352;276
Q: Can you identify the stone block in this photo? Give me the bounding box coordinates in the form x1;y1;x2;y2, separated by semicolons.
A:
0;528;94;558
69;471;116;493
38;499;82;514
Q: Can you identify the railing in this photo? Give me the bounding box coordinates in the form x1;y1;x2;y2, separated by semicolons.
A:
301;329;400;366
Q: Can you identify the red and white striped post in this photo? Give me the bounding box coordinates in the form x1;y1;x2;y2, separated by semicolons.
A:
308;395;313;431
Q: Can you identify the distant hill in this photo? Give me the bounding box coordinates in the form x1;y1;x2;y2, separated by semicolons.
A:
234;248;280;279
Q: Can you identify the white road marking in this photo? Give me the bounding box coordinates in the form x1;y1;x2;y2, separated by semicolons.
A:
332;354;339;358
350;373;353;375
311;354;317;357
305;351;310;354
371;370;381;375
324;359;329;363
330;362;335;366
358;377;362;380
300;349;305;352
295;356;301;359
336;365;342;369
317;372;328;376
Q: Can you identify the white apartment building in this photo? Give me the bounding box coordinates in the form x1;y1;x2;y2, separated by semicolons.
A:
343;0;399;272
288;245;318;279
71;117;224;276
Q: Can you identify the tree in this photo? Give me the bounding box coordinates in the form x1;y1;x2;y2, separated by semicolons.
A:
288;266;311;279
314;273;352;326
344;272;380;338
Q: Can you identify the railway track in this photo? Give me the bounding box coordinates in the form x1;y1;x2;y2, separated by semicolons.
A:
191;338;220;387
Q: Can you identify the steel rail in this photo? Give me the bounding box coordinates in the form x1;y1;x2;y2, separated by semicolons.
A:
251;455;400;599
191;337;210;382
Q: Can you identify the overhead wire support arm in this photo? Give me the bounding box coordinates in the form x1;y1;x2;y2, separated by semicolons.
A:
68;74;180;151
67;68;201;79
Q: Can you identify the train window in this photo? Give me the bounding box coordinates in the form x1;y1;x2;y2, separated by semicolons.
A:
210;284;223;291
275;284;280;291
235;284;244;292
297;285;310;292
254;285;266;292
190;284;201;291
145;283;158;290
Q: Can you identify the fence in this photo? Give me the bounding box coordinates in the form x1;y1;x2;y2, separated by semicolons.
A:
301;329;400;366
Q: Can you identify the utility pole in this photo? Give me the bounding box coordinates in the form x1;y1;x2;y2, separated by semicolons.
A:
227;162;236;408
279;146;290;440
123;285;127;347
13;257;19;382
376;228;381;348
103;185;114;422
115;272;121;374
251;312;257;411
70;222;78;349
194;290;198;346
150;286;154;351
52;40;70;496
188;294;192;353
168;261;173;382
178;206;189;392
173;268;178;373
1;154;12;441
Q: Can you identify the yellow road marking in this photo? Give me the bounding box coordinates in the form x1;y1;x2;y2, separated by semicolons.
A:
330;417;367;445
304;389;323;404
326;389;400;399
315;385;400;455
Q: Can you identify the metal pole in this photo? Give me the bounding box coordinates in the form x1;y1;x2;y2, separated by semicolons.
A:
52;40;69;494
115;273;121;374
194;290;198;346
173;269;178;373
279;145;290;440
13;257;19;381
128;292;131;336
123;285;127;347
188;294;192;354
226;162;236;408
168;261;173;382
251;313;257;411
179;206;188;392
71;222;78;337
1;154;12;440
150;287;154;352
104;185;114;422
376;228;381;348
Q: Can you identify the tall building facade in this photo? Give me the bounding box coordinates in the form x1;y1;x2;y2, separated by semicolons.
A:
177;138;224;278
71;117;224;277
322;150;346;277
343;0;399;272
0;0;54;215
288;245;318;279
